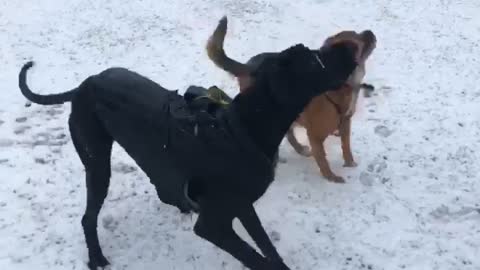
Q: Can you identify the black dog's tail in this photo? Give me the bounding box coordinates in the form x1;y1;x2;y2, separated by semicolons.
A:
19;61;78;105
206;16;250;77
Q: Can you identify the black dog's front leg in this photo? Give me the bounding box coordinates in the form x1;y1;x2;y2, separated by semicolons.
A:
238;204;290;270
194;201;268;269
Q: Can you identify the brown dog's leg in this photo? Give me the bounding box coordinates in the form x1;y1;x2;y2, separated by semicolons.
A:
308;132;345;183
339;117;357;167
286;126;311;157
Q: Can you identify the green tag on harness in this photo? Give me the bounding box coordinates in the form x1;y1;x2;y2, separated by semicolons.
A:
194;86;232;106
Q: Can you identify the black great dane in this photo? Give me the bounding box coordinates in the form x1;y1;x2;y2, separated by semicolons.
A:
18;32;358;269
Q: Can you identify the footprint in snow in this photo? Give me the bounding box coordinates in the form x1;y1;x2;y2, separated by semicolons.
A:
374;125;393;137
14;125;31;135
359;157;389;186
44;105;65;117
359;172;375;186
112;162;137;174
367;159;388;174
0;138;14;147
31;131;69;147
102;214;119;232
15;116;28;123
430;205;480;221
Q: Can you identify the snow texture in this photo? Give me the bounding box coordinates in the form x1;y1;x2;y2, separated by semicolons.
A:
0;0;479;269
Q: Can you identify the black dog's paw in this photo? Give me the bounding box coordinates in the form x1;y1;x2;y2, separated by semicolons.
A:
265;258;291;270
87;255;110;270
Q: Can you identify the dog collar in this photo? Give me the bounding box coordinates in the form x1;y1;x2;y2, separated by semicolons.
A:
314;53;326;69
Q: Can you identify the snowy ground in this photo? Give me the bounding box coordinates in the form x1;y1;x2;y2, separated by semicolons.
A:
1;0;479;269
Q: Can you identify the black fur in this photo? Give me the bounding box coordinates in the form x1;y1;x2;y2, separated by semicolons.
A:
18;42;357;270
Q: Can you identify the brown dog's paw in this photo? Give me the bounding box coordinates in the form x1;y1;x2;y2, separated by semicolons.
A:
298;146;312;157
344;160;358;167
325;175;345;183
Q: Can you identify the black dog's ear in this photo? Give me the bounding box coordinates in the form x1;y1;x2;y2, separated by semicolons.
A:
254;43;318;97
328;41;359;67
276;43;309;66
258;45;312;107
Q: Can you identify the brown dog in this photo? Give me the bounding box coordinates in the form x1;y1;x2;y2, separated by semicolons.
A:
287;85;358;182
286;30;377;182
206;17;376;182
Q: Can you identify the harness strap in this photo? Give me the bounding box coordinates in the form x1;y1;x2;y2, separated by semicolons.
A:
324;92;345;129
324;93;343;115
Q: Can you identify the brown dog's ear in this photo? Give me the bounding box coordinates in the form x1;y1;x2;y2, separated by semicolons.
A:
359;30;377;62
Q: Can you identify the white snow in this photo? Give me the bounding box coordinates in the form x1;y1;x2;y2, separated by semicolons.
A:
1;0;479;269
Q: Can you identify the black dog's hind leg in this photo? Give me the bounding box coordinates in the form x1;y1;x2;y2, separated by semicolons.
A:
238;204;290;269
69;111;113;270
193;199;271;270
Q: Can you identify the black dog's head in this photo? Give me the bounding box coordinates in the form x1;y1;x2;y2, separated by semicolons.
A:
254;42;358;108
313;41;359;90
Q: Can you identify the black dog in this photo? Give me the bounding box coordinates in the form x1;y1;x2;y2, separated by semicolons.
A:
18;41;357;269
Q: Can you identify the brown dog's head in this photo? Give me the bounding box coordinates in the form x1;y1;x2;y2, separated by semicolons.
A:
317;30;377;118
322;30;377;64
358;30;377;62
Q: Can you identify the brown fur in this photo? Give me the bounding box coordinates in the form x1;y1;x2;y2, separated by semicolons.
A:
206;17;376;182
288;85;358;183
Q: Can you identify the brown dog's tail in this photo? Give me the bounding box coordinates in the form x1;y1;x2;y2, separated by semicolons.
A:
206;16;250;77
